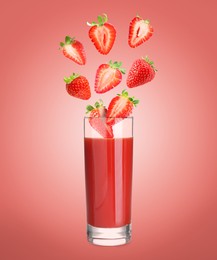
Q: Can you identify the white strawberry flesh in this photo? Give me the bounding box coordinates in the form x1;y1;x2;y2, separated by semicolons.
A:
64;45;83;64
131;20;150;45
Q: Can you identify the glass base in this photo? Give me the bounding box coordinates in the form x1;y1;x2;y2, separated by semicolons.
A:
87;224;131;246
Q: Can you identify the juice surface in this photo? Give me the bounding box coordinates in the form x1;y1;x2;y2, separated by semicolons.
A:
84;137;133;228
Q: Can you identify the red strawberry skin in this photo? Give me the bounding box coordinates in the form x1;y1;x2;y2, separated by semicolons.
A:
128;16;153;48
65;74;91;100
89;23;116;55
106;97;133;126
127;58;156;88
87;103;114;138
95;61;125;93
106;90;139;126
60;36;86;65
88;14;116;55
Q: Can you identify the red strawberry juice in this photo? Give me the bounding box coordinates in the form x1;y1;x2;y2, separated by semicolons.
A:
84;137;133;228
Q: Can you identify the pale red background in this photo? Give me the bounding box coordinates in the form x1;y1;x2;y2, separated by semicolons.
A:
1;0;217;259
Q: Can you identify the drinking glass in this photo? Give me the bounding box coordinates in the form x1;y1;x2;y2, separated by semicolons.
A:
84;117;133;246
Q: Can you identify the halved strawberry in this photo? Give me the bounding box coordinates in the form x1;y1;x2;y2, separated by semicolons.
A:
87;14;116;55
64;73;91;100
106;90;139;126
128;15;153;48
86;100;114;138
60;36;86;65
95;61;126;94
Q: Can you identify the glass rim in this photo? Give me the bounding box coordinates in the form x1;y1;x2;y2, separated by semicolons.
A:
84;116;134;138
84;116;134;119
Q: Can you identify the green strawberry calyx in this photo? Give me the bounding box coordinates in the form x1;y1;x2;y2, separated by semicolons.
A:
136;14;150;24
87;13;108;27
86;99;104;114
142;56;158;71
64;73;80;84
117;89;139;107
108;60;126;74
60;36;76;47
144;19;150;24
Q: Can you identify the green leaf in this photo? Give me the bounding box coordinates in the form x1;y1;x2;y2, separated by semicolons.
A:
121;89;128;97
97;15;103;25
65;36;71;44
143;56;158;72
95;101;100;108
88;13;108;27
70;73;80;80
120;68;126;74
60;42;64;47
86;105;94;113
132;99;140;107
85;99;105;115
63;73;80;84
64;77;71;84
108;60;126;74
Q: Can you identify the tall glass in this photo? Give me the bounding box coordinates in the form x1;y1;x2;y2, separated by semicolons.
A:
84;117;133;246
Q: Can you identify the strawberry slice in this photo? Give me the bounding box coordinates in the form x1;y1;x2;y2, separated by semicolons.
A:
95;61;126;94
86;100;114;138
60;36;86;65
106;90;139;126
87;14;116;55
128;16;153;48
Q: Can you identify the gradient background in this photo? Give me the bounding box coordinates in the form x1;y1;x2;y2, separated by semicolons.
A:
1;0;217;259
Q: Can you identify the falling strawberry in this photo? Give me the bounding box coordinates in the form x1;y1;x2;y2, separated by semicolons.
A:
60;36;86;65
94;60;126;94
128;15;153;48
86;100;114;138
106;90;139;126
127;56;157;88
87;14;116;55
64;73;91;100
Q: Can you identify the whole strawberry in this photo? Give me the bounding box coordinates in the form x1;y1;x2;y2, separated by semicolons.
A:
86;100;114;138
60;36;86;65
126;56;157;88
95;60;126;93
87;14;116;55
64;73;91;100
106;90;139;126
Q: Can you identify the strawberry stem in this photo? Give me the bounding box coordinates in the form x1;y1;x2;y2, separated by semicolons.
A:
64;73;80;84
60;36;75;47
118;90;139;107
86;99;104;114
142;56;158;72
108;60;126;74
65;36;72;44
95;101;100;108
87;13;108;27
